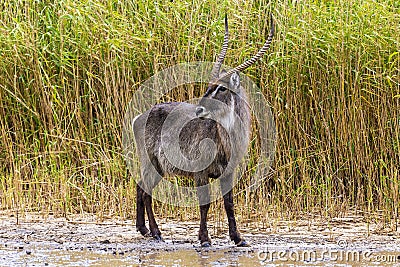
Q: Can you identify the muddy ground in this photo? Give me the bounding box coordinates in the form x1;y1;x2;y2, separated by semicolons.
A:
1;212;399;266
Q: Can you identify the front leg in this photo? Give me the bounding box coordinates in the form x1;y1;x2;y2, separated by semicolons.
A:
196;176;211;247
220;174;249;246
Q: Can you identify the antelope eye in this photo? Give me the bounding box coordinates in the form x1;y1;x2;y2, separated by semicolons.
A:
219;86;227;92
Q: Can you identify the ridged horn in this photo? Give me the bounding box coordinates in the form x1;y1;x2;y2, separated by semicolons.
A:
210;14;229;80
220;14;274;80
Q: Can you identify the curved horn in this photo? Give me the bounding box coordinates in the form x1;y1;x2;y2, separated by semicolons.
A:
220;14;274;79
210;14;229;79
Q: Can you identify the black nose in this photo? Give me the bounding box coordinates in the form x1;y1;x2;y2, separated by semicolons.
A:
196;106;205;116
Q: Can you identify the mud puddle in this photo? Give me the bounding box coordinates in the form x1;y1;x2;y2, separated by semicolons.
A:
1;212;399;266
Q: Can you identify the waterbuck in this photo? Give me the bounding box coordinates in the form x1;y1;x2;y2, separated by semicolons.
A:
132;16;274;247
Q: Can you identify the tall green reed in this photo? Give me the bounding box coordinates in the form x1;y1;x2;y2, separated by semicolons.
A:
0;0;398;226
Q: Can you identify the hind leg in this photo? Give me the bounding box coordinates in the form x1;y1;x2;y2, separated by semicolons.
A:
136;183;150;236
143;191;162;240
136;161;162;240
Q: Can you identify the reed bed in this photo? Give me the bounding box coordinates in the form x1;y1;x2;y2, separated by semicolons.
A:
0;0;399;227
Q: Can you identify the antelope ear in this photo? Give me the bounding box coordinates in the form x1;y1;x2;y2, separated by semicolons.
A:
229;72;240;92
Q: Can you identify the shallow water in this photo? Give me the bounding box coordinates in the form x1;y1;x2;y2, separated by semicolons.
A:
1;213;399;266
2;243;400;266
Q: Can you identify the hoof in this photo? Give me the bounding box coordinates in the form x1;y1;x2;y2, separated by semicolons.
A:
201;241;211;247
143;231;152;238
137;227;151;237
153;234;164;242
236;240;250;247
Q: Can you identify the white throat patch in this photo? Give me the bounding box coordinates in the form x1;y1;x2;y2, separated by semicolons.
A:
219;94;236;130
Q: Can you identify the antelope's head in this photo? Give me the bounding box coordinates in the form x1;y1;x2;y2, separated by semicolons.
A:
196;15;275;126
